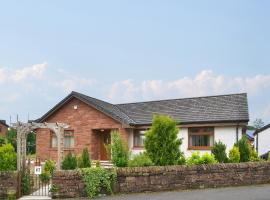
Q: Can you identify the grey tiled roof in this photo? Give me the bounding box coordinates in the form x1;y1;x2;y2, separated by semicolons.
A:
116;93;249;125
38;92;249;125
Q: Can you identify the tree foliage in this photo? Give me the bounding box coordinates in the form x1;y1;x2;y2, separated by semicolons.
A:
229;146;240;163
61;152;77;170
111;131;129;167
186;152;217;165
82;147;91;168
144;115;184;166
253;118;265;130
128;153;153;167
211;141;228;163
0;143;17;171
234;136;252;162
80;167;116;198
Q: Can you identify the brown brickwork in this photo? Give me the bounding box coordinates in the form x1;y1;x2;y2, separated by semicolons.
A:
52;162;270;198
36;97;129;162
0;123;8;137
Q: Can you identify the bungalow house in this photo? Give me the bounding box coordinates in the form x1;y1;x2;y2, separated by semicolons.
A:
35;91;249;162
0;120;9;137
254;123;270;157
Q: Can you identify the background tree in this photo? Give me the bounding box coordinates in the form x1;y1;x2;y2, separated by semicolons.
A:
6;128;36;155
144;115;184;166
253;118;265;130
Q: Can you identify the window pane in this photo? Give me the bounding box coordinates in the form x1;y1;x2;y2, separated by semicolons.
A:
134;130;145;147
64;131;74;148
51;134;57;148
51;130;75;148
191;135;213;147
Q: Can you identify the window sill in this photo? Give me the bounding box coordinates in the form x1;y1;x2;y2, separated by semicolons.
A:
132;147;145;150
188;146;212;150
49;148;75;151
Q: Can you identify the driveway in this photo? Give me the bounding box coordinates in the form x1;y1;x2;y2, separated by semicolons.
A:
99;184;270;200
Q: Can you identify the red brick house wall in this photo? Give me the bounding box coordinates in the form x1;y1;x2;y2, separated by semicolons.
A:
36;97;128;162
0;124;8;137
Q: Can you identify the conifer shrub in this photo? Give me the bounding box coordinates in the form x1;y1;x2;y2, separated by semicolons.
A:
144;115;184;166
234;136;252;162
111;131;129;167
229;146;240;163
82;147;91;168
211;141;228;163
61;152;77;170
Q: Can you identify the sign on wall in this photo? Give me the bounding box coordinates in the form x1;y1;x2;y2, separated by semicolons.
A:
34;166;42;175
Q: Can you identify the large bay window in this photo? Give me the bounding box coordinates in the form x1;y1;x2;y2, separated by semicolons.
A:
51;130;75;149
133;130;146;148
188;127;214;150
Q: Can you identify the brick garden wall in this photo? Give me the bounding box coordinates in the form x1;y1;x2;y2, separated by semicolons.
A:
116;162;270;193
0;171;18;199
52;162;270;198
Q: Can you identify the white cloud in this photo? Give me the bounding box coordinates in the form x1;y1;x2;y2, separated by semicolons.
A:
11;62;47;82
0;62;48;84
107;70;270;103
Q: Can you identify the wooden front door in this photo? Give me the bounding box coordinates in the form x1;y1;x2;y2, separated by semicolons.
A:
100;130;111;160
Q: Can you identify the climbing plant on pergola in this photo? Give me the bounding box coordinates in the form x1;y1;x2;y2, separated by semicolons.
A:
12;122;69;171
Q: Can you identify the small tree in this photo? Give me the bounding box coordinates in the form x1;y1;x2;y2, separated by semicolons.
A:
111;131;128;167
229;146;240;163
211;141;228;163
235;136;252;162
61;152;77;170
82;147;91;168
253;118;265;130
144;115;184;166
0;143;17;171
43;159;56;175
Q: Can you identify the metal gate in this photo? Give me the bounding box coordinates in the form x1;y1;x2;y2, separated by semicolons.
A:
21;158;51;197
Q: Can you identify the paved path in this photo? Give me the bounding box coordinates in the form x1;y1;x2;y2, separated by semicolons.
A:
99;184;270;200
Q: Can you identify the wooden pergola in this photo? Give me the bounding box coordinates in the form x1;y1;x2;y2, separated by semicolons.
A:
12;122;69;171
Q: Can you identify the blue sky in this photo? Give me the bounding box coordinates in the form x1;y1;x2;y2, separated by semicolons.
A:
0;1;270;125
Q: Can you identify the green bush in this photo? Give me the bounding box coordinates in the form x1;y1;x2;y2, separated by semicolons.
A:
111;131;129;167
39;171;50;183
82;147;91;168
0;136;6;146
61;152;77;170
0;143;17;171
187;152;217;165
187;152;201;165
80;167;116;198
268;152;270;161
144;115;184;166
77;154;83;168
211;141;228;163
128;153;153;167
22;171;30;195
200;153;218;164
229;146;240;163
96;160;101;168
44;159;55;175
235;136;252;162
250;149;261;162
